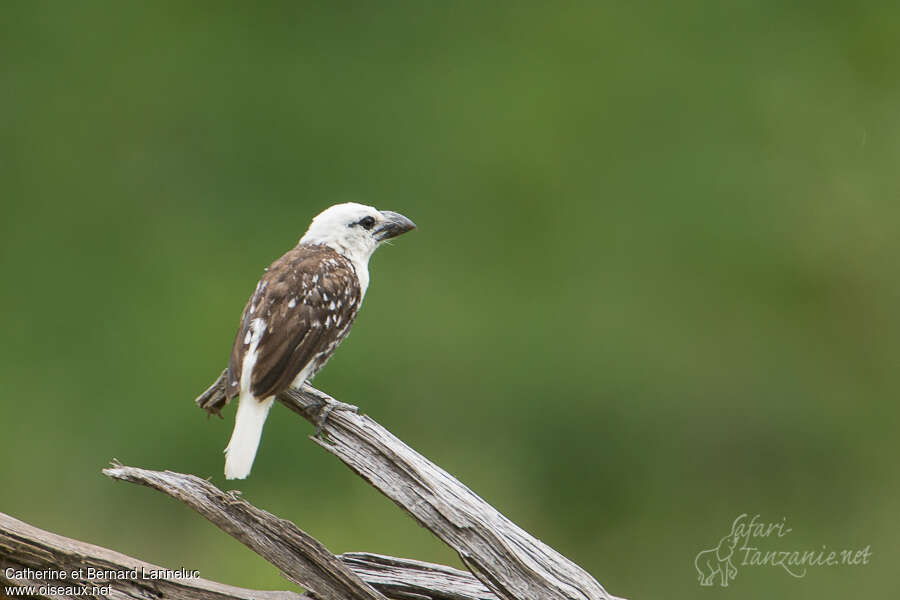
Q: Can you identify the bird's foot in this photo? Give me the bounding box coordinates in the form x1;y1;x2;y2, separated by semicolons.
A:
314;399;359;437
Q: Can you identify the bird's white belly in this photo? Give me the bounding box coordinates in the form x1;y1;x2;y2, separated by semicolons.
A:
290;363;317;389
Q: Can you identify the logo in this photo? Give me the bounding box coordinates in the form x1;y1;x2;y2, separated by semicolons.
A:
694;513;872;587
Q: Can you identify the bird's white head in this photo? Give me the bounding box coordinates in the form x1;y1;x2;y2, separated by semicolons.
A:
299;202;416;269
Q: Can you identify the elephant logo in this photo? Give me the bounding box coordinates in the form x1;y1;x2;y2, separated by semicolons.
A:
695;528;740;587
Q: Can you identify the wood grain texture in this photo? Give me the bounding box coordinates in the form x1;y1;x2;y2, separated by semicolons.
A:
0;510;517;600
0;511;307;600
339;553;498;600
197;373;618;600
101;465;386;600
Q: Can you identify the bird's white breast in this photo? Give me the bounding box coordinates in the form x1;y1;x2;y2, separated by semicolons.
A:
350;257;369;300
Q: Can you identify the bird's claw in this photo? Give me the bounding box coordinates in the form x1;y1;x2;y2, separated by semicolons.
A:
314;399;359;437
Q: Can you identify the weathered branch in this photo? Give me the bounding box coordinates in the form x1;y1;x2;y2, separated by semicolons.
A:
340;553;497;600
1;500;504;600
197;374;617;600
102;464;386;600
0;510;307;600
100;466;510;600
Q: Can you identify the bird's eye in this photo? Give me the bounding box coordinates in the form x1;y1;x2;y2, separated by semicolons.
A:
359;216;376;230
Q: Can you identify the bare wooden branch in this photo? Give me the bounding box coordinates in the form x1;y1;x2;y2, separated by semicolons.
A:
0;510;509;600
339;553;497;600
196;373;618;600
0;511;307;600
196;369;228;418
102;465;386;600
0;506;516;600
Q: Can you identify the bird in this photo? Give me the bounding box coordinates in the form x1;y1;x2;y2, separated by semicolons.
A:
222;202;416;479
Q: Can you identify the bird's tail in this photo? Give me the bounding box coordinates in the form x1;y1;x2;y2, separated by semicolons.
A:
224;394;274;480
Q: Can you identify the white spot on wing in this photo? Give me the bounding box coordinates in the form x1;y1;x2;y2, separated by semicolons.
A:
288;298;297;308
240;318;267;395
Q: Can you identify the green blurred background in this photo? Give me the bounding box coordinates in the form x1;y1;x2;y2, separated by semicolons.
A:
2;2;898;598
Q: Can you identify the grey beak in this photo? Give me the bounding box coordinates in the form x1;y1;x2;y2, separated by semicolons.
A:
375;211;416;241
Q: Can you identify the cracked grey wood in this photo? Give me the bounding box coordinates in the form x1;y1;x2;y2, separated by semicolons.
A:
3;375;622;600
0;511;308;600
339;553;498;600
197;373;617;600
0;510;512;600
102;465;386;600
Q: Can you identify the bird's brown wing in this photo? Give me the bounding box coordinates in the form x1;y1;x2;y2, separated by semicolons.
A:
225;245;361;402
